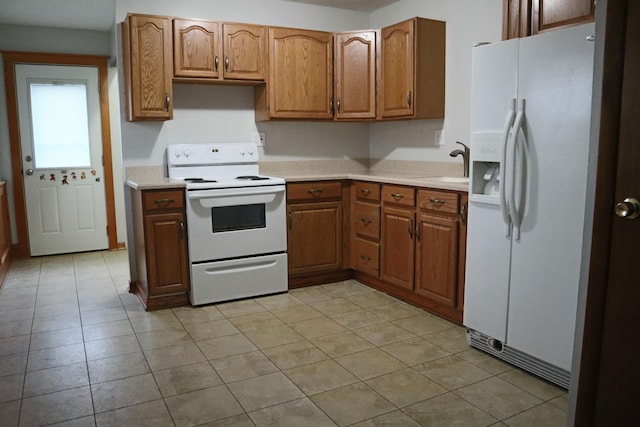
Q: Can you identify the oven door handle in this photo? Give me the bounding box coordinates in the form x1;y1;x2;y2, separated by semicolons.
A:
187;186;285;200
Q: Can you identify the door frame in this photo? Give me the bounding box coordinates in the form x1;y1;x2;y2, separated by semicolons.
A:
572;0;636;424
2;51;118;258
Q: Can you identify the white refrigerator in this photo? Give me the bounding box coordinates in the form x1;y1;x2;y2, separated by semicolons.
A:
463;23;595;389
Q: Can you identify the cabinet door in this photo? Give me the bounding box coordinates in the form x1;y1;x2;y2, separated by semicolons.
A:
269;28;333;119
503;0;531;40
379;19;414;118
223;23;267;80
415;214;459;308
532;0;595;34
334;31;376;119
173;19;220;79
125;14;173;120
380;206;415;290
143;212;189;296
288;202;342;275
458;195;468;311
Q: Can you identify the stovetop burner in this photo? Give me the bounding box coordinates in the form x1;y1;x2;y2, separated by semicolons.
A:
236;175;271;181
184;178;218;183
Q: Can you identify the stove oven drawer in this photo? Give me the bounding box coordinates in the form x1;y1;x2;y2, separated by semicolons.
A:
287;181;342;202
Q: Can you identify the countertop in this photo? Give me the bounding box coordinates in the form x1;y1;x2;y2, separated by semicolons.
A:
126;171;469;192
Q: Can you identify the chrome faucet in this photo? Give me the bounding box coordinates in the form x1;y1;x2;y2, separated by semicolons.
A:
449;141;470;177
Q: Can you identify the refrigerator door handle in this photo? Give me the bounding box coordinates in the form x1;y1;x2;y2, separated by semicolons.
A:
500;98;517;236
509;98;526;240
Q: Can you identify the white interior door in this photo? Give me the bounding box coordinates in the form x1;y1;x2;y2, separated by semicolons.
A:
16;64;108;256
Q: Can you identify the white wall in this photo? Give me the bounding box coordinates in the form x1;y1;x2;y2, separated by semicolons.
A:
369;0;502;161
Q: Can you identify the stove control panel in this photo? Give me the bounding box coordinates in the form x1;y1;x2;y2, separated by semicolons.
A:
168;143;259;166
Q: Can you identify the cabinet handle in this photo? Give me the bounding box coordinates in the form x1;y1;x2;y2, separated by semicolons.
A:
288;211;292;230
214;56;219;71
153;198;175;206
360;188;372;196
408;219;414;239
461;201;467;225
407;91;412;107
225;56;229;71
165;92;170;112
429;198;445;206
330;97;334;115
179;220;185;240
360;255;371;262
416;222;421;241
360;217;372;225
307;189;324;195
336;98;341;112
391;193;404;201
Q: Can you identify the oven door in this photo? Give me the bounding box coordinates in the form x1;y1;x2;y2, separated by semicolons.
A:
186;185;286;263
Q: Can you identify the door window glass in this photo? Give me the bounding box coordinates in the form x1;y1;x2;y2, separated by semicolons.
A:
29;81;91;169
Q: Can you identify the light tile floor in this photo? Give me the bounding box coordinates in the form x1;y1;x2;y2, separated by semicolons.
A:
0;251;569;426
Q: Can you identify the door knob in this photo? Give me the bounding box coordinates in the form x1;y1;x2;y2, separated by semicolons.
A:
615;197;640;219
25;168;34;175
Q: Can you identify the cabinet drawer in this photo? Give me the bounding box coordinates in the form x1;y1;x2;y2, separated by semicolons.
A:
353;181;380;202
287;181;342;201
381;185;415;207
354;202;380;240
142;189;185;211
353;238;379;277
417;189;459;214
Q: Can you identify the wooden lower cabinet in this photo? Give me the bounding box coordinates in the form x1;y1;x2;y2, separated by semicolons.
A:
129;188;190;310
414;213;459;308
380;206;415;290
289;180;467;323
286;181;350;287
0;182;12;287
287;202;343;275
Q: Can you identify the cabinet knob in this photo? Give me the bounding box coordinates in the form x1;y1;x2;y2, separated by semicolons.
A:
360;255;371;262
360;189;372;196
407;91;412;107
214;56;219;71
307;189;324;196
165;93;170;112
225;56;229;71
408;219;414;238
360;217;372;225
391;193;404;201
428;198;445;206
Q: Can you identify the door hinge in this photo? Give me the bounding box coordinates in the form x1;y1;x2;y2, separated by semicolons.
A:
106;225;109;236
102;155;104;166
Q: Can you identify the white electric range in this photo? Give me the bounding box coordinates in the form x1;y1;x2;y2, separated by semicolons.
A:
168;143;287;305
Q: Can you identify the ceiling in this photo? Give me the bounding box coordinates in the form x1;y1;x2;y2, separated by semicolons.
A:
0;0;399;32
283;0;400;12
0;0;116;31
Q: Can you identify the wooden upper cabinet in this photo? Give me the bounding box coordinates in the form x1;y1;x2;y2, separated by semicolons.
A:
503;0;595;40
174;20;267;81
173;19;220;78
532;0;595;34
378;17;445;120
223;23;267;80
259;27;333;120
123;14;173;121
334;30;376;120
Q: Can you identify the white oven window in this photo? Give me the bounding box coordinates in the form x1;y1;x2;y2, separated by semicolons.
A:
211;203;266;232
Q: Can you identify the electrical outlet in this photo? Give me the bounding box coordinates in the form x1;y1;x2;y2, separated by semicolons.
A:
435;129;445;146
252;132;266;147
